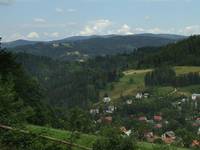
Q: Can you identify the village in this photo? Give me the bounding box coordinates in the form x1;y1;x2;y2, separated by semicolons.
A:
89;92;200;148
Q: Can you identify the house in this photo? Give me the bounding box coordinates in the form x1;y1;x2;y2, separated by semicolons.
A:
144;132;159;143
120;127;132;136
162;131;176;144
144;93;150;98
102;116;112;124
96;118;102;123
154;115;162;122
192;118;200;127
126;99;133;105
105;105;115;113
195;118;200;126
147;120;154;124
154;123;162;129
52;43;59;47
136;93;143;99
103;96;111;103
138;116;147;122
181;98;188;103
191;94;200;101
90;108;99;115
198;127;200;135
191;140;200;148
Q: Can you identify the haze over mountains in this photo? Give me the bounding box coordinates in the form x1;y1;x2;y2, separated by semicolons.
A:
4;33;186;61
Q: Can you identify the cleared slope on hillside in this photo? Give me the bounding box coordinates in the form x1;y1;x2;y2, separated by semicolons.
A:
100;66;200;101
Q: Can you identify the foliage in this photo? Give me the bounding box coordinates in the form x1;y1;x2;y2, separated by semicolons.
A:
145;66;176;86
0;130;65;150
93;127;137;150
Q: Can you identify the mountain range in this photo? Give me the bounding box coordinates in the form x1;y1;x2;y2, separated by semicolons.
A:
4;33;187;61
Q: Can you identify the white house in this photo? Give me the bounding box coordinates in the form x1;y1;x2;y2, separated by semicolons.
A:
106;105;115;113
144;93;150;98
181;98;187;103
120;127;132;136
198;127;200;135
103;97;111;103
90;109;99;115
126;99;133;105
136;93;143;99
125;130;132;136
192;94;200;101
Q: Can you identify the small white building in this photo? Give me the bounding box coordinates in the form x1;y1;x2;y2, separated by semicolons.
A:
125;130;132;136
192;94;200;101
90;109;99;115
144;93;150;98
106;105;115;113
136;93;143;99
103;97;111;103
126;99;133;105
181;98;187;103
198;127;200;135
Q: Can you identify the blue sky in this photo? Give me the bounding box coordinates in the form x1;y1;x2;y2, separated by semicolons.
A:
0;0;200;41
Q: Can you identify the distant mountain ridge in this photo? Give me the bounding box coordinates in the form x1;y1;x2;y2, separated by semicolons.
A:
5;33;187;61
2;39;40;48
3;34;186;48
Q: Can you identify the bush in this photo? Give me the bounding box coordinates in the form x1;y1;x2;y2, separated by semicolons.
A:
0;130;66;150
93;127;137;150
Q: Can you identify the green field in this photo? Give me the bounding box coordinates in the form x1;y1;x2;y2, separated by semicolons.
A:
27;125;96;149
175;66;200;75
100;66;200;101
27;125;189;150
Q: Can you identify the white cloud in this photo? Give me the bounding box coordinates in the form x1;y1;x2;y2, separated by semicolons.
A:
179;25;200;35
67;8;77;12
134;27;145;32
80;19;112;35
56;8;63;13
34;18;46;23
0;0;15;5
5;33;25;41
43;32;60;38
51;32;60;37
117;24;134;35
147;27;162;33
27;32;39;39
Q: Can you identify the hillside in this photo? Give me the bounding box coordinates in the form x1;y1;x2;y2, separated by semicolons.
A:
2;40;40;48
26;125;188;150
138;35;200;67
6;34;186;61
101;66;200;101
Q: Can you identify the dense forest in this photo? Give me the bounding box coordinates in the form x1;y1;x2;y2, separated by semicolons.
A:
137;35;200;67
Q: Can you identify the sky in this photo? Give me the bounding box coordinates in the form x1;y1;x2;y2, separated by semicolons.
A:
0;0;200;42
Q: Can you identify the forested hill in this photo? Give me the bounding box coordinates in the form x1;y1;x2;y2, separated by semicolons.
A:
6;34;186;61
9;35;200;109
137;35;200;67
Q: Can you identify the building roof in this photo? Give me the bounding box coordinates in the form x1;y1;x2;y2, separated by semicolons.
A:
154;115;162;121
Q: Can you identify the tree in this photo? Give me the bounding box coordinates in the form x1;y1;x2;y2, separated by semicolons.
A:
0;77;31;125
93;127;137;150
145;66;176;86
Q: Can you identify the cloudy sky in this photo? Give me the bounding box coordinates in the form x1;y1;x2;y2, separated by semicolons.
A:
0;0;200;41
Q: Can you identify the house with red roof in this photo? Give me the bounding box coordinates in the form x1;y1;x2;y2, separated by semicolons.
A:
154;115;162;122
